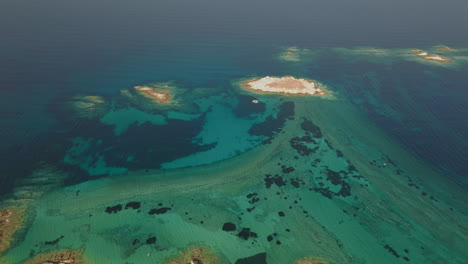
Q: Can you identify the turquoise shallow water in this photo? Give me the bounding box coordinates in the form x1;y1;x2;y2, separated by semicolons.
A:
1;0;468;263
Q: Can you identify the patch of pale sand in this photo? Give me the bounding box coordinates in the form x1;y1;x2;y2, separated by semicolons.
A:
296;258;328;264
244;76;326;96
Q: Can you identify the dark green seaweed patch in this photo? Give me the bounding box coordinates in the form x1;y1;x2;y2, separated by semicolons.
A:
222;222;237;232
246;193;260;204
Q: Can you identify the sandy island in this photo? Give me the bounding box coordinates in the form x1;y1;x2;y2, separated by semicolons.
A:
242;76;327;96
411;49;453;63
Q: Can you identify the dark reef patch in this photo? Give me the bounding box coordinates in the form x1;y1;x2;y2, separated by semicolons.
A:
290;177;305;188
105;204;123;214
148;207;171;215
301;119;322;138
281;165;295;174
264;174;287;188
125;201;141;210
235;252;267;264
146;236;157;244
237;228;258;240
246;193;260;204
311;167;354;198
289;136;319;156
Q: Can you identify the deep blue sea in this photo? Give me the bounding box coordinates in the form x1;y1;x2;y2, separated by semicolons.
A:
0;0;467;263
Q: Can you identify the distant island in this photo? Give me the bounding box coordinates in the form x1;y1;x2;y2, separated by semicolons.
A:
411;49;453;63
241;76;327;96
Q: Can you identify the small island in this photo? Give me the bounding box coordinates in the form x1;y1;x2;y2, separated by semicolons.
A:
120;81;203;113
411;49;453;63
134;85;172;104
436;45;456;51
242;76;327;96
64;95;110;120
0;205;26;256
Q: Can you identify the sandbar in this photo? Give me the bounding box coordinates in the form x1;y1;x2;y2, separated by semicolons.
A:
241;76;327;96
